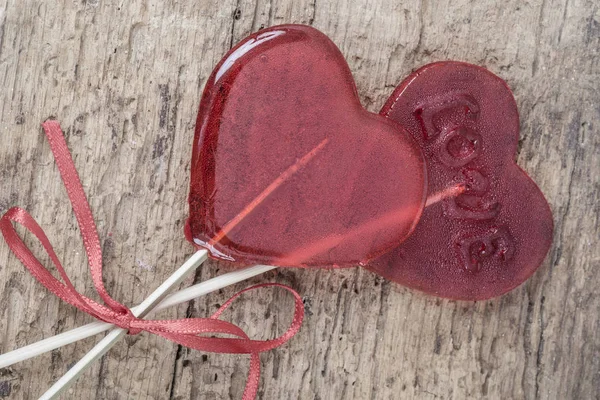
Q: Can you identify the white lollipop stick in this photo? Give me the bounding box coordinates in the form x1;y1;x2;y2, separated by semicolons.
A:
0;139;328;374
0;262;276;369
0;182;461;371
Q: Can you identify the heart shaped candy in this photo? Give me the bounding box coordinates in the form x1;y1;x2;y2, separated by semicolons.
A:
186;25;426;267
366;61;554;300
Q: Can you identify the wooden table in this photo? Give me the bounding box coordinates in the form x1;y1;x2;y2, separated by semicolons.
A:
0;1;598;399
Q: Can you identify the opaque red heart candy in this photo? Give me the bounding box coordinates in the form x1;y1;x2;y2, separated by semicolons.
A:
186;25;426;267
366;61;554;300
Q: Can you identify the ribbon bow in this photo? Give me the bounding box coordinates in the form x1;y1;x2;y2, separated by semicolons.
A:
0;121;304;399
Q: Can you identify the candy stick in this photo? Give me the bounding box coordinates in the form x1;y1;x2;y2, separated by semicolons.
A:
0;138;326;372
0;182;462;369
0;181;461;372
425;183;465;207
0;263;275;369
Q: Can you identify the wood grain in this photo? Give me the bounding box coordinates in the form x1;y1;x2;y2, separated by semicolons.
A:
0;0;598;399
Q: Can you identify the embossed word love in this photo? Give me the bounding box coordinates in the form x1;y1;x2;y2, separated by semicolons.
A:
367;62;553;300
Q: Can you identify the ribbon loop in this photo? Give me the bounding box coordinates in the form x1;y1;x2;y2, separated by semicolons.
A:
0;121;304;400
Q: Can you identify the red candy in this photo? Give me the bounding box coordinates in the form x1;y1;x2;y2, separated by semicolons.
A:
366;62;554;300
186;25;426;267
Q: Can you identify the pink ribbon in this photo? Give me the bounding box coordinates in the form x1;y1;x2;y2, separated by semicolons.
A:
0;121;304;399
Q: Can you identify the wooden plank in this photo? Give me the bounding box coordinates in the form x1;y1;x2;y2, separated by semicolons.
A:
0;0;598;399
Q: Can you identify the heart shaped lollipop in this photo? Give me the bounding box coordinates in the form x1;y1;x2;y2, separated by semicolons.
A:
186;25;426;267
366;61;554;300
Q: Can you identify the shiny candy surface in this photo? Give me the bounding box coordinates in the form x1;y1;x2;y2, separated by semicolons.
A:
186;25;426;267
367;62;554;300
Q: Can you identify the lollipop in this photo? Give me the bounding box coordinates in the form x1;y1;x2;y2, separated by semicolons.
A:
185;24;426;267
367;62;554;300
184;26;552;299
0;24;429;399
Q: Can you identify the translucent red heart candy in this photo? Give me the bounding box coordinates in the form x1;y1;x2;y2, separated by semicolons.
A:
366;61;554;300
185;25;426;267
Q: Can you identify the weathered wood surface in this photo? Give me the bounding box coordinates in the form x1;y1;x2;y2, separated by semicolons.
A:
0;0;598;399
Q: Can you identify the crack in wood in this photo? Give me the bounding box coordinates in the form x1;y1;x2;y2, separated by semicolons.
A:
168;344;184;400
